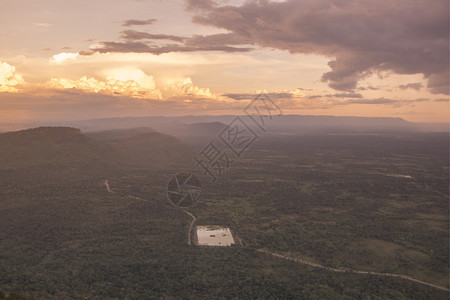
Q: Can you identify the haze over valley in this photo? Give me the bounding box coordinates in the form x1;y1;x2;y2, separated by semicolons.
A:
0;0;448;298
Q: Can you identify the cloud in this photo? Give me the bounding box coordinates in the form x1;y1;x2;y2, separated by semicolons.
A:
185;0;449;94
0;89;166;123
0;60;222;103
89;41;252;55
302;92;430;107
333;93;363;98
434;98;449;102
44;68;221;102
121;30;251;46
346;98;397;105
0;85;242;123
0;61;24;92
46;73;162;100
358;86;379;91
85;28;253;55
121;30;185;42
122;19;157;27
185;32;251;47
308;92;362;99
221;89;341;110
185;0;216;11
399;82;423;91
162;77;215;100
34;22;52;27
426;72;449;94
346;97;428;105
223;92;294;100
120;29;253;47
50;52;79;64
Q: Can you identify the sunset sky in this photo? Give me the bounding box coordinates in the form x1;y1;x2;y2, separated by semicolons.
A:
0;0;448;123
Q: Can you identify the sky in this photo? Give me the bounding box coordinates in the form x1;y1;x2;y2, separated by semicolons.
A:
0;0;448;124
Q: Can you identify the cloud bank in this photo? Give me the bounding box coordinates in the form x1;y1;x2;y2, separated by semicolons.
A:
88;29;253;55
0;61;24;92
185;0;449;94
122;19;157;27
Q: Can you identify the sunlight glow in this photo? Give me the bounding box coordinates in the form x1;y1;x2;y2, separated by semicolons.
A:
0;61;23;92
50;52;79;64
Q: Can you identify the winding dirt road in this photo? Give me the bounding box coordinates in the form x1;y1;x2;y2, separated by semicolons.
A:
102;179;447;292
104;180;111;193
257;249;449;292
102;180;447;291
183;210;196;245
104;179;193;244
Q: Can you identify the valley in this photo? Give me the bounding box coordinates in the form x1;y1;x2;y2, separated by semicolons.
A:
0;125;448;299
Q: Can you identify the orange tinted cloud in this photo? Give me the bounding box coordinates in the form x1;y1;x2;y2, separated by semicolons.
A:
0;61;24;92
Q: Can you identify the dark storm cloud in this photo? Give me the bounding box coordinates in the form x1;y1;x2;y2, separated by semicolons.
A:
122;19;157;27
186;0;449;94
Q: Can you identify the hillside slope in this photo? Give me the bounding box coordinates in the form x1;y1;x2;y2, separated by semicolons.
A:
0;127;195;187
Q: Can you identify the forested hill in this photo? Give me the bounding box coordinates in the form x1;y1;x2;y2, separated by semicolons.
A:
0;126;195;181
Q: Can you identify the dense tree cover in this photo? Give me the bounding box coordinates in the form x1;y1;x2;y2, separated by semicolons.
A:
0;291;28;300
0;129;448;298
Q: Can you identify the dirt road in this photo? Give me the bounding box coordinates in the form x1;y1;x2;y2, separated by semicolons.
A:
183;210;196;245
257;249;449;292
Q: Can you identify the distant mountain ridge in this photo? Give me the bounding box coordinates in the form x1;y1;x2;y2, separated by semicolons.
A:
86;127;155;141
1;126;82;139
56;115;448;133
0;127;99;169
0;115;448;135
0;126;194;172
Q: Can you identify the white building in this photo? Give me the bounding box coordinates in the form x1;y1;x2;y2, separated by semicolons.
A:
196;226;235;246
